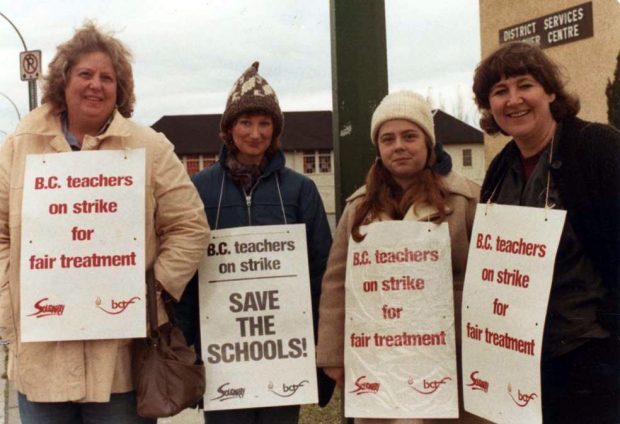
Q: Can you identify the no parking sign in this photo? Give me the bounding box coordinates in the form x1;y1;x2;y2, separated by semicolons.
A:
20;50;41;81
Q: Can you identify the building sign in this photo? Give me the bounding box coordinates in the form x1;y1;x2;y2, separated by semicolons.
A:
498;2;593;49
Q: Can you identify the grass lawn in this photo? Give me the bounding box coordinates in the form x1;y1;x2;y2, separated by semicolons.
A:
299;389;344;424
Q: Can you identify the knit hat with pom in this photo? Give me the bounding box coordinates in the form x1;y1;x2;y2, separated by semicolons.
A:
220;61;283;138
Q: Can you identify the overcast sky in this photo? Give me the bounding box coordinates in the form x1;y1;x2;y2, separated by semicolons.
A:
0;1;481;139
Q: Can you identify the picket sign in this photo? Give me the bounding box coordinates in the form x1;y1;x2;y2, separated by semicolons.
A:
462;203;566;424
20;150;146;342
199;224;318;410
344;221;458;419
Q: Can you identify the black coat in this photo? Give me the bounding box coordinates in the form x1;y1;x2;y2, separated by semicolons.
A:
481;117;620;334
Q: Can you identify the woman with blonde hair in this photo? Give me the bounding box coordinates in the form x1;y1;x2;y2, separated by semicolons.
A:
0;22;209;423
316;91;488;423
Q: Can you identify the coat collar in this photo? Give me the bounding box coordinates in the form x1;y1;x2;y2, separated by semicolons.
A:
15;104;131;151
218;144;286;176
347;171;478;222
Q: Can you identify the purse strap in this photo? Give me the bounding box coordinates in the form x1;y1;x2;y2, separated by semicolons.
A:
145;274;160;338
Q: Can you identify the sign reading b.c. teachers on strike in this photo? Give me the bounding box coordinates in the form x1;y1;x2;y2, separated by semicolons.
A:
20;150;146;342
462;204;566;424
199;224;318;411
345;221;458;419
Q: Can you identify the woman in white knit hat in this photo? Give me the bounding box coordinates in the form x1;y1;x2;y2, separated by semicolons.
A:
316;91;489;423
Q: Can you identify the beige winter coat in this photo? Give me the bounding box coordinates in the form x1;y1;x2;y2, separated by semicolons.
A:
0;104;210;402
316;171;489;423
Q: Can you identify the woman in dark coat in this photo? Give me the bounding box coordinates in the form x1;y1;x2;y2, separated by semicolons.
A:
473;41;620;424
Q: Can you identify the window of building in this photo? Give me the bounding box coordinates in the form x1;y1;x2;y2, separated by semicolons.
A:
202;155;216;168
303;152;316;174
186;156;200;176
318;150;332;173
462;149;472;167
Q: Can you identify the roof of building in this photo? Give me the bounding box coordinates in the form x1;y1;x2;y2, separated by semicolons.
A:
432;109;483;145
152;109;482;155
152;111;333;155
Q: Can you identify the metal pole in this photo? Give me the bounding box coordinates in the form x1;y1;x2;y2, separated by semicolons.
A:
0;92;22;120
0;12;37;111
0;12;28;50
28;80;37;111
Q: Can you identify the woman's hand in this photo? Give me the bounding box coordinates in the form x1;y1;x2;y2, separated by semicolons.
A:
323;367;345;388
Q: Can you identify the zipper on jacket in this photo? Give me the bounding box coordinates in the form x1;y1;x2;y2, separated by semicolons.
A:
243;175;267;226
245;193;252;225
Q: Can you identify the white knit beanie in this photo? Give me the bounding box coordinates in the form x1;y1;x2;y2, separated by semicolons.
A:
370;90;435;146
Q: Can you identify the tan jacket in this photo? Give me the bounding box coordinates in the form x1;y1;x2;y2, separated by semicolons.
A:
0;104;210;402
316;171;488;423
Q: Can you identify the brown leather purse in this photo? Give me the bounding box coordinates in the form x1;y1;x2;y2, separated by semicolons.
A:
133;278;205;418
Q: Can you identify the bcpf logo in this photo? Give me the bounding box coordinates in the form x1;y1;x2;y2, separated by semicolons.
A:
27;298;65;318
408;376;451;395
96;296;140;315
508;383;537;407
211;382;246;401
349;376;380;395
466;371;489;393
268;380;309;397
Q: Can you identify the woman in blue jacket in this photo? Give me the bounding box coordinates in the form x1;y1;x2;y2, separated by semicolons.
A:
176;61;334;424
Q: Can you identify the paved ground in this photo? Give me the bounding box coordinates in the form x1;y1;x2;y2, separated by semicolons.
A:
161;408;203;424
1;346;6;424
6;383;15;424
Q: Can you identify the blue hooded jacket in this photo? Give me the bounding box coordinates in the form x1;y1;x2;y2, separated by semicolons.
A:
174;145;334;405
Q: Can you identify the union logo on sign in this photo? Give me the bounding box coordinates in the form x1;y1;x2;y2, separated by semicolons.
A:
27;297;65;318
408;376;451;395
95;296;140;315
349;376;380;395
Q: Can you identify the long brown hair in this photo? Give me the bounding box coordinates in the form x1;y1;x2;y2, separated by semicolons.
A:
351;138;449;242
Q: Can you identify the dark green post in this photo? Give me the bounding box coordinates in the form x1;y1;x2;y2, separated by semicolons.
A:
329;2;388;422
330;0;388;219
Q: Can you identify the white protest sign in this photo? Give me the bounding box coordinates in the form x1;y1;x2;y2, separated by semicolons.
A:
344;221;458;419
199;224;318;410
462;204;566;424
20;150;146;342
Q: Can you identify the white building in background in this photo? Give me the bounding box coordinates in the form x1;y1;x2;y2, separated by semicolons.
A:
432;109;485;185
152;109;484;224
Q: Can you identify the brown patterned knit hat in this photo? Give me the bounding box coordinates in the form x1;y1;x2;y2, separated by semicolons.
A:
220;61;283;138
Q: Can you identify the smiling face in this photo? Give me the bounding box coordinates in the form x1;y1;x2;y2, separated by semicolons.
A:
489;73;556;150
377;119;429;189
65;51;117;134
230;113;274;165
